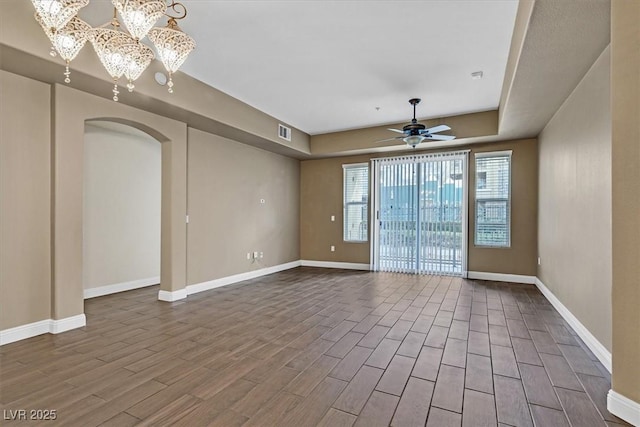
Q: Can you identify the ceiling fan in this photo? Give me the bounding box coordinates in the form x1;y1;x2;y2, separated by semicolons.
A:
378;98;456;148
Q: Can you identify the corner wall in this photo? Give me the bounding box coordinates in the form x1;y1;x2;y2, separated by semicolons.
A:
610;0;640;412
186;128;300;286
0;71;52;330
300;139;538;276
537;47;612;351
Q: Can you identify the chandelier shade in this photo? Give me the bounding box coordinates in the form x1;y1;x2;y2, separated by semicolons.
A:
111;0;166;41
35;14;91;83
31;0;195;101
31;0;89;32
148;20;195;93
122;43;155;92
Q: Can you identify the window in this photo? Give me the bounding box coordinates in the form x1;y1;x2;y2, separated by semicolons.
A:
474;151;511;247
343;163;369;242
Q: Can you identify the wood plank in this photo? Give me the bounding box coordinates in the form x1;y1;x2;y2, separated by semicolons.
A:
358;325;391;349
386;320;413;341
462;389;497;427
556;388;608;427
280;377;348;427
529;405;570;427
424;325;449;348
494;375;533;427
558;344;604;377
448;320;469;340
375;355;415;396
326;332;365;359
529;330;562;355
465;354;493;394
322;320;358;342
242;391;301;427
352;315;382;334
390;377;434;427
506;318;531;339
519;363;562;409
576;372;627;423
491;344;520;378
411;315;435;333
397;331;427;358
539;353;584;391
488;324;512;347
511;337;543;366
431;365;465;413
441;338;467;368
317;409;357;427
233;367;299;417
426;407;462;427
412;346;443;381
329;346;373;382
364;338;401;369
352;391;399;427
333;365;384;415
467;331;490;356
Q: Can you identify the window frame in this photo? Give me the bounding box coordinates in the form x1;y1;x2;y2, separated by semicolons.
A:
474;151;512;248
342;163;369;243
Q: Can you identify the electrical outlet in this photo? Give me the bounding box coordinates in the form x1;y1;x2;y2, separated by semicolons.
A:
330;215;335;222
537;257;541;266
253;251;259;259
259;252;264;259
330;245;335;252
247;252;251;260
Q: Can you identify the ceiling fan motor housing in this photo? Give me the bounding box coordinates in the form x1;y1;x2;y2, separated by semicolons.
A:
403;122;427;135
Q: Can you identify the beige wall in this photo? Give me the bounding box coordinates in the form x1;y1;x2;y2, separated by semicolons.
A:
611;0;640;405
83;123;161;291
186;128;300;285
300;155;372;264
469;139;538;276
0;71;52;329
538;47;612;351
300;139;538;276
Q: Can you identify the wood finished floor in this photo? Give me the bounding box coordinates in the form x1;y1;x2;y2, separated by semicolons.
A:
0;267;630;427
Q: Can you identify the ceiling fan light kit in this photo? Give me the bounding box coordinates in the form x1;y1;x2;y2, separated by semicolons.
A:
379;98;456;148
30;0;196;101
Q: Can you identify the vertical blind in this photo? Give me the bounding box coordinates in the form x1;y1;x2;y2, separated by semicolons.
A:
474;151;512;247
372;151;468;276
343;163;369;242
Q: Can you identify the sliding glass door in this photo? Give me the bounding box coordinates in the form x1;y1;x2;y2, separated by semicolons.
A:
371;151;468;276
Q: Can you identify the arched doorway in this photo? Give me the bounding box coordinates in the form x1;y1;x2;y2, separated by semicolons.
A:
82;121;161;299
51;84;188;327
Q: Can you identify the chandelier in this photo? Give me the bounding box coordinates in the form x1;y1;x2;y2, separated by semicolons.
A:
31;0;196;101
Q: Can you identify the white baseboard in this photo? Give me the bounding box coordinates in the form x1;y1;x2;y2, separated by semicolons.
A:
0;314;87;346
301;260;371;271
158;288;188;302
84;276;160;299
607;390;640;426
50;314;86;334
535;278;612;372
187;260;302;296
468;271;536;284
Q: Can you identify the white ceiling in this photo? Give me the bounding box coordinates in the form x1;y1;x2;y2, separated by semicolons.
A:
170;0;519;135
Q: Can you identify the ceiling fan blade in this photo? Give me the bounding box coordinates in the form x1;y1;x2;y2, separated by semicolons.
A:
425;134;456;141
422;124;451;134
375;137;404;143
387;128;406;134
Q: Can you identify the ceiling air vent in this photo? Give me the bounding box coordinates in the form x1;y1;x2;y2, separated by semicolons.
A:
278;124;291;141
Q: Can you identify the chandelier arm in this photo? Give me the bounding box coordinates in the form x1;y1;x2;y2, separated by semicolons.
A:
165;1;187;20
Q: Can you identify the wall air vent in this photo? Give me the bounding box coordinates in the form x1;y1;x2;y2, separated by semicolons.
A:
278;124;292;141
